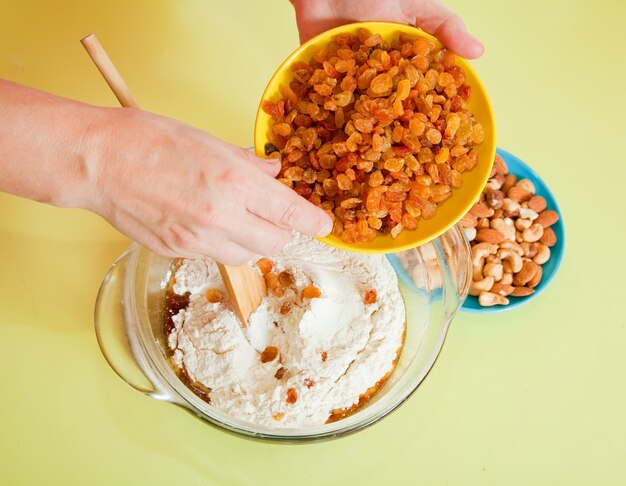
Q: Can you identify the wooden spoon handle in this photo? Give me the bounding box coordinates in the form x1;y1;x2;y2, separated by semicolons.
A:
218;264;267;326
81;34;139;109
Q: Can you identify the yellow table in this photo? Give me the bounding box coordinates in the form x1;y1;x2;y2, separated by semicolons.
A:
1;1;624;484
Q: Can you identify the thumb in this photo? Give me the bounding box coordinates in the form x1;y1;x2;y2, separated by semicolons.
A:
240;147;282;177
414;1;484;59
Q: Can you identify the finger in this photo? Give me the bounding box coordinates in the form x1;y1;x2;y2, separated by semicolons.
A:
107;208;171;253
168;224;258;264
240;146;281;177
413;1;484;59
114;210;254;264
110;208;208;260
229;212;293;257
245;176;333;237
207;241;257;266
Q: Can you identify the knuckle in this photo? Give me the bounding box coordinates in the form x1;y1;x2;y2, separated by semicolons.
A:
278;199;301;228
152;241;176;258
167;225;195;251
198;202;221;229
214;167;239;186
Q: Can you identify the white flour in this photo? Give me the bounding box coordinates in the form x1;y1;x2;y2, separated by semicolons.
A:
167;233;405;428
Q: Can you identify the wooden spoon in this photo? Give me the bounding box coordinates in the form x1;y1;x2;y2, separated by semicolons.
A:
80;33;266;325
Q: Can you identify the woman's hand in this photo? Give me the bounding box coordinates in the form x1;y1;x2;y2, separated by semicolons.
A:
291;0;484;59
84;108;333;264
0;80;332;265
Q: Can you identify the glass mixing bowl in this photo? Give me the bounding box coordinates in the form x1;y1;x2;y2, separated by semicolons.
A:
94;223;471;442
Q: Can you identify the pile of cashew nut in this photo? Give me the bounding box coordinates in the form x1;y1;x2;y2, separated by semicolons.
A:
461;154;559;306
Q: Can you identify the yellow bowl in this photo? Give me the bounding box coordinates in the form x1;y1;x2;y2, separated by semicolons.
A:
254;21;496;254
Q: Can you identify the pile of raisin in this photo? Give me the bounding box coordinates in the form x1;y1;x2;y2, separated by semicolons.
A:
262;28;484;243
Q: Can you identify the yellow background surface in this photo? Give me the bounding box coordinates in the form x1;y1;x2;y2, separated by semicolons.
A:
0;0;624;484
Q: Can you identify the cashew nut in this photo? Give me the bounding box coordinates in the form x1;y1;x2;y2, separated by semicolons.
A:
471;243;498;267
486;254;501;265
491;218;516;241
516;178;536;194
523;223;544;242
478;291;509;306
516;231;524;243
485;178;503;191
473;258;485;281
515;218;532;231
533;243;551;265
485;189;504;210
521;242;538;258
477;218;490;229
497;248;524;273
500;272;513;286
502;198;520;218
483;262;504;282
502;260;512;273
469;275;495;296
519;207;539;220
463;226;477;242
499;240;524;256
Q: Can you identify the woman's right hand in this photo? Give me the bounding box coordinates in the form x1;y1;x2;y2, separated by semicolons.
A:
82;108;333;265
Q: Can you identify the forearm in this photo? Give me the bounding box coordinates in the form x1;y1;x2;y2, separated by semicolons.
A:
0;79;102;208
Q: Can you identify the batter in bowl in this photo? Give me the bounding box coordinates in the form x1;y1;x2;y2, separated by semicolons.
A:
166;233;405;428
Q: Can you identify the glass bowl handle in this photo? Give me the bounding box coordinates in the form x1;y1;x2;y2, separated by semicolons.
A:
94;250;162;397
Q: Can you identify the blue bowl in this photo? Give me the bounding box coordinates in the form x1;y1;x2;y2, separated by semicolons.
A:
460;147;565;313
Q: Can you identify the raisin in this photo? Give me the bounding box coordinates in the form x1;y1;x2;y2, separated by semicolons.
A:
205;289;223;303
278;271;295;287
336;173;352;191
301;285;321;299
384;157;405;172
262;100;282;118
390;223;404;238
367;216;382;230
402;213;418;229
280;301;293;315
286;388;298;405
370;73;392;94
264;143;278;156
272;122;292;137
260;346;279;363
426;128;442;144
368;170;384;187
363;289;378;304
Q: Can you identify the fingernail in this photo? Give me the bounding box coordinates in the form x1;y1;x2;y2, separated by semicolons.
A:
469;38;485;58
317;216;333;237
